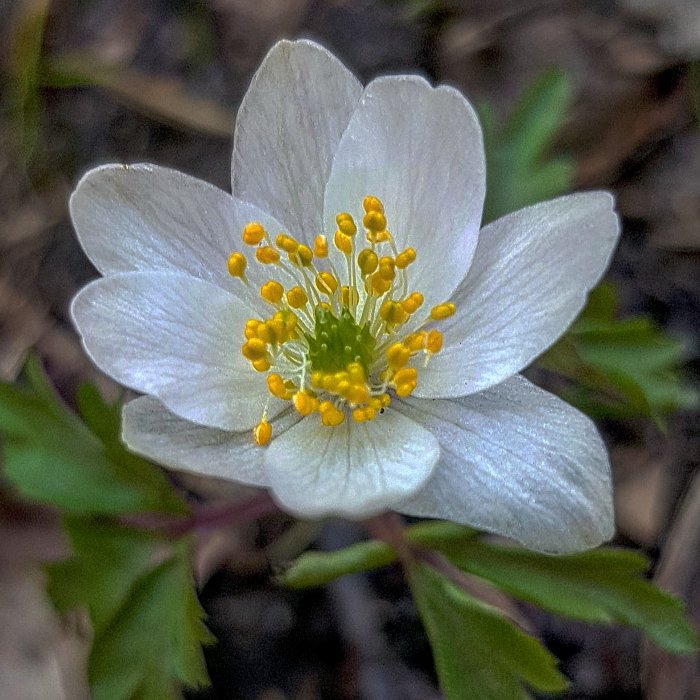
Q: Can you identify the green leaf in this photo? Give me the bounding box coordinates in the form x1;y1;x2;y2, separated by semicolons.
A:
408;562;568;699
280;521;476;588
279;538;396;588
479;69;574;224
0;359;186;515
281;522;697;655
433;539;699;655
48;517;213;699
539;284;698;424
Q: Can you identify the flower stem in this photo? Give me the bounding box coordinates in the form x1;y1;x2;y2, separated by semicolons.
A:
122;491;282;539
364;511;412;563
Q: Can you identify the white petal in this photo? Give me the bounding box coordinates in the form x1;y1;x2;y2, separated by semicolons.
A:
323;75;485;310
397;375;614;553
69;163;287;312
417;192;620;398
232;40;362;241
71;271;275;432
122;396;301;486
263;409;440;519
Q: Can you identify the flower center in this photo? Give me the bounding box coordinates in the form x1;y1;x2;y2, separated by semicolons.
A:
226;196;455;446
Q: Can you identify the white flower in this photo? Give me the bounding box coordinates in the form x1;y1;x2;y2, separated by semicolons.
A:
70;40;619;553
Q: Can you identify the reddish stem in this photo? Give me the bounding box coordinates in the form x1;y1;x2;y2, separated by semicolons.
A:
123;491;282;539
364;511;412;563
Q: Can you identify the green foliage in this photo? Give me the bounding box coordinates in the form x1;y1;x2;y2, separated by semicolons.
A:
409;562;568;699
0;358;213;698
281;522;698;656
434;536;698;655
6;0;52;162
480;70;696;423
539;284;698;424
479;69;575;225
49;518;213;699
0;358;186;515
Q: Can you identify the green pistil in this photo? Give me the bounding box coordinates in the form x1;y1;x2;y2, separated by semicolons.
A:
306;307;375;374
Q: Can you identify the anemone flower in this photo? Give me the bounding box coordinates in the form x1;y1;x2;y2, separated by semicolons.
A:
70;39;619;553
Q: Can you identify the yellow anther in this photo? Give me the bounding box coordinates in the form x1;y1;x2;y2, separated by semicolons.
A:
253;419;272;446
345;384;369;405
289;244;313;267
334;230;352;254
395;247;417;269
310;370;324;388
336;212;357;236
426;329;443;354
341;285;359;307
386;342;411;370
313;235;328;258
369;229;392;244
275;234;299;253
293;391;317;417
357;249;378;276
430;302;456;320
402;292;424;314
378;257;396;281
255;322;274;343
363;195;384;214
380;299;408;325
347;362;365;383
242;222;266;245
368;272;392;296
252;357;271;372
394;367;418;385
244;319;261;340
286;286;308;309
315;271;338;295
256;246;280;264
319;401;345;426
393;367;418;397
241;338;267;361
260;280;284;305
227;252;247;278
352;406;377;423
363;210;387;233
404;331;427;352
267;373;294;400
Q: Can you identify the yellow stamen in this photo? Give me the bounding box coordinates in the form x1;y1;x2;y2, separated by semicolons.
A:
402;292;424;314
379;299;408;325
314;235;328;258
275;234;299;253
334;230;352;254
341;285;359;307
357;249;378;276
260;280;284;305
386;342;410;370
293;391;317;416
227;252;247;278
253;419;272;446
286;286;308;309
363;195;384;214
430;302;456;320
426;329;443;354
242;222;266;245
256;246;280;264
336;212;357;236
395;247;416;269
315;271;338;295
289;244;313;267
319;401;345;426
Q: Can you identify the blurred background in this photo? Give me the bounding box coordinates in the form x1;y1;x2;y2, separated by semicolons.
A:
0;0;699;698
